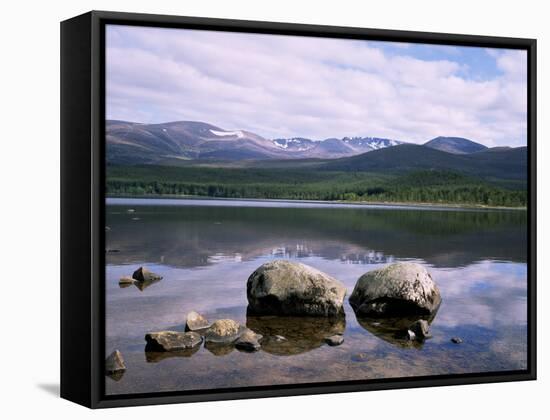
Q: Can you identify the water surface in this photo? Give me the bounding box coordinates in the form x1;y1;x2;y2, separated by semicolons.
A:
105;198;527;395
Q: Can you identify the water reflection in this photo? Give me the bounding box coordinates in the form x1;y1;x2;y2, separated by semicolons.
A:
118;277;161;291
246;315;346;356
354;313;438;349
106;200;526;269
105;199;528;396
106;371;125;382
145;346;200;362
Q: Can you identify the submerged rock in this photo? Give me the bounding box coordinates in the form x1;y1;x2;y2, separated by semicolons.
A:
247;260;346;316
235;328;263;352
409;319;431;339
351;353;368;362
325;334;344;346
132;266;163;282
105;350;126;374
185;311;210;332
204;319;243;344
349;262;441;317
145;331;202;352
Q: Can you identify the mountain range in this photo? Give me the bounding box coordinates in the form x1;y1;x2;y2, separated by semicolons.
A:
107;120;412;164
106;120;526;183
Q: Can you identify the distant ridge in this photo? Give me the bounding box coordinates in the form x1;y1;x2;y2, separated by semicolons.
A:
322;143;527;181
424;136;488;154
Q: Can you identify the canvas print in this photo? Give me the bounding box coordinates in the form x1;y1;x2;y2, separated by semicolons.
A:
104;24;528;395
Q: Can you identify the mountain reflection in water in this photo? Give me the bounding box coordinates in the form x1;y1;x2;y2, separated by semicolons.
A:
106;200;526;269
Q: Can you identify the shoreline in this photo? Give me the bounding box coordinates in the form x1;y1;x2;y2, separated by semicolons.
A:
105;194;526;211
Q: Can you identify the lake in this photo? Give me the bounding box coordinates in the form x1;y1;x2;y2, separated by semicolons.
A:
105;197;528;395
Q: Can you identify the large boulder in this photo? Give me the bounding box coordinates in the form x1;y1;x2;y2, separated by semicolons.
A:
247;260;346;316
145;331;202;352
349;262;441;317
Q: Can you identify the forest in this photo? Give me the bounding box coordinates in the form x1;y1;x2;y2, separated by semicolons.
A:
106;165;527;208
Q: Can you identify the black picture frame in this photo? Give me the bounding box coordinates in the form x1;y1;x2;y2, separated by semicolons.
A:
60;10;537;409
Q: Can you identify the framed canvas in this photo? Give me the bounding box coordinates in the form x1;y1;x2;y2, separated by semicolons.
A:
60;10;537;408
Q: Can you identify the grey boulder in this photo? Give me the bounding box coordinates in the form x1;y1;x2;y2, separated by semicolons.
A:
247;260;346;316
350;262;441;317
145;331;202;352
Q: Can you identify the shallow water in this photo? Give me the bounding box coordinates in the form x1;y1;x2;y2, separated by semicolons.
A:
105;198;528;395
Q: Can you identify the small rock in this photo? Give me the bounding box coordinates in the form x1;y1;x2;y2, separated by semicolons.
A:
132;266;162;282
145;331;202;352
325;334;344;346
105;350;126;373
273;335;287;342
451;337;463;344
405;330;416;341
235;328;263;352
409;319;431;339
119;276;135;285
185;311;210;332
351;353;368;362
204;319;243;344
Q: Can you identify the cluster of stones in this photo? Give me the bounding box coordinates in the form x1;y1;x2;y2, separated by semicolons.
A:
107;260;452;376
144;312;264;356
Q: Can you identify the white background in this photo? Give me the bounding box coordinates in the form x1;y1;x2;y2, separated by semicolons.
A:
1;0;547;418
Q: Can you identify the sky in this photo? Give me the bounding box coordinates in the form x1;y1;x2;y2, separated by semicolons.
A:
106;24;527;147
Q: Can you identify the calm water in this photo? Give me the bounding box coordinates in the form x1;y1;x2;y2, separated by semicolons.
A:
105;198;528;395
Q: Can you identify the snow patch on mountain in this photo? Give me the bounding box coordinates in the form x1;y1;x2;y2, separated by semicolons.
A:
210;129;244;138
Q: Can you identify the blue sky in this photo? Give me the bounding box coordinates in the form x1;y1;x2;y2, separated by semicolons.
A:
106;25;527;147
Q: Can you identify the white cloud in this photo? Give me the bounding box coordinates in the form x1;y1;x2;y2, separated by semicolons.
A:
106;25;527;147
